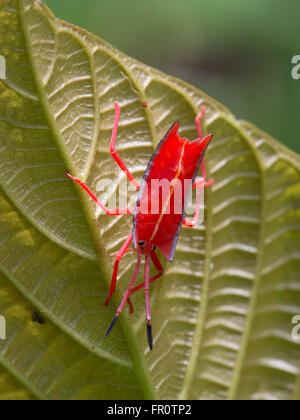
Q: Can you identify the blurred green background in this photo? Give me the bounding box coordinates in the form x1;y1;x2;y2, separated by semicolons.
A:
44;0;300;153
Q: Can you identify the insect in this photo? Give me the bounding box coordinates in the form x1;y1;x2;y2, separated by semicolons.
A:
31;311;45;325
67;102;213;349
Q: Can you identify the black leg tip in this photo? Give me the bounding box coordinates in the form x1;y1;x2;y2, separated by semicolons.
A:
147;323;153;350
105;315;118;339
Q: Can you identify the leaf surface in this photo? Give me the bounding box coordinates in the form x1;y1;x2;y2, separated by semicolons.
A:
0;0;299;400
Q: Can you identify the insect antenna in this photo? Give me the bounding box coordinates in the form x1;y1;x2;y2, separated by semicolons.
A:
144;255;153;350
104;252;142;339
147;324;153;350
105;316;118;339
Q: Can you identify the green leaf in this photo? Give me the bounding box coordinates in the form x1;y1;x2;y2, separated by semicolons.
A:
0;0;300;400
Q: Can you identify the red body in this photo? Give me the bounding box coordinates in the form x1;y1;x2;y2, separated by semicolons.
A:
133;122;212;261
67;102;213;350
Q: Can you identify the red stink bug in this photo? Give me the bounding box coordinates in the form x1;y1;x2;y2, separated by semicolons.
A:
67;103;213;349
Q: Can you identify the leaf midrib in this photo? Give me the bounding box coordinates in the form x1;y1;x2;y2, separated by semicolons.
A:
18;0;157;400
178;111;214;400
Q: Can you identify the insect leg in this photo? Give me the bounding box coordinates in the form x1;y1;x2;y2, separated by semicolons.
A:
195;106;208;182
129;249;164;296
144;254;153;349
195;106;214;185
105;253;142;339
110;102;140;190
195;106;206;140
105;233;133;306
192;177;214;189
183;177;203;228
66;173;134;215
127;297;134;314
